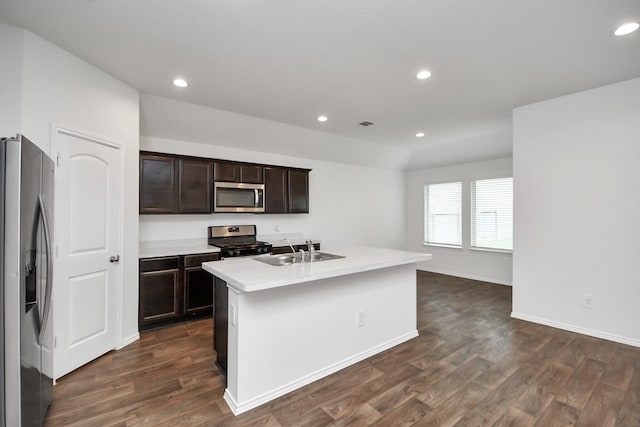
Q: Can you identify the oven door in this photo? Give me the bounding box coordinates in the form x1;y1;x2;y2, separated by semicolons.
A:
214;182;265;213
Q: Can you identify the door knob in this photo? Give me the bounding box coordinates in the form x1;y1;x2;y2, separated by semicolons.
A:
109;255;120;263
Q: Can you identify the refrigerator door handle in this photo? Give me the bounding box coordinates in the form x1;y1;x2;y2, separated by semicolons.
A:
38;194;53;343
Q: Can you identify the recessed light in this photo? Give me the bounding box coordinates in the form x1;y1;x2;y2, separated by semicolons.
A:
614;22;639;36
173;78;189;88
317;115;328;122
416;132;425;138
416;70;432;80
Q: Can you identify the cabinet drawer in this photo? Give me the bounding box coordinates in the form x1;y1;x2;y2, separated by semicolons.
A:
184;253;220;267
140;256;180;272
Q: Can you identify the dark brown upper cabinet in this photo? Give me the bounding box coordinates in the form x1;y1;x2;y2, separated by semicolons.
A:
214;161;240;182
141;151;309;214
264;167;310;214
288;169;309;213
264;167;288;213
214;161;263;184
179;158;213;213
140;152;213;214
240;164;264;184
140;153;178;213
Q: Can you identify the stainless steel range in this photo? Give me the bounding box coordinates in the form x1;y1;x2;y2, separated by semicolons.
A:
208;225;272;258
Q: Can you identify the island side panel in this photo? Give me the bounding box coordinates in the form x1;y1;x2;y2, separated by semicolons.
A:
225;287;240;408
228;263;418;413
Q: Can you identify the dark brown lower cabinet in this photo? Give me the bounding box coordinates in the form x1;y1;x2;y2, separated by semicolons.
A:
139;257;181;325
139;252;220;330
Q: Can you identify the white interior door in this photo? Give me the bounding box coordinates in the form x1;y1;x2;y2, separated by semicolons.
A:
54;130;122;379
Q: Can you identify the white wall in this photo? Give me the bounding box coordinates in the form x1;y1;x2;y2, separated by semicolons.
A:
140;136;406;251
18;31;140;347
141;94;413;171
513;77;640;346
0;24;24;137
406;124;513;170
405;157;513;285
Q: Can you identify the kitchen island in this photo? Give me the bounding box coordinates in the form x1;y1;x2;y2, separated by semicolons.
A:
203;246;431;415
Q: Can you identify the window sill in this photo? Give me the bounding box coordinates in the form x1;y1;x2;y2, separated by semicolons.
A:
423;243;462;250
469;247;512;255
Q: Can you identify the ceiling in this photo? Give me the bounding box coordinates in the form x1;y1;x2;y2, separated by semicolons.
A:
1;0;639;164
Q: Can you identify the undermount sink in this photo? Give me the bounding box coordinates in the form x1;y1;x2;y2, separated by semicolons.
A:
255;252;345;266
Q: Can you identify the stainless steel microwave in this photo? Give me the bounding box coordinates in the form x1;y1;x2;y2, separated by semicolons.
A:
214;182;265;213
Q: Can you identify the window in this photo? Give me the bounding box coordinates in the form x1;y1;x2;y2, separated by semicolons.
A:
424;182;462;247
471;177;513;251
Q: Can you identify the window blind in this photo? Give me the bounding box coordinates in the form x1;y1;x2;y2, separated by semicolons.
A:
424;182;462;247
471;177;513;251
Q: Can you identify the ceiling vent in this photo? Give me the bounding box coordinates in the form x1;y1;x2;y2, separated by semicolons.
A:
359;121;374;127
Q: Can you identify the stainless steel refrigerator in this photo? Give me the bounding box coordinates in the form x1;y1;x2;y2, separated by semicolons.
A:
1;134;54;427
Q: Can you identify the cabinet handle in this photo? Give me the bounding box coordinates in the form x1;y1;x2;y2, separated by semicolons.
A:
110;255;120;263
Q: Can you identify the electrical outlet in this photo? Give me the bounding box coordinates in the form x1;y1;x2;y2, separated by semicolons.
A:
583;294;595;309
356;310;365;327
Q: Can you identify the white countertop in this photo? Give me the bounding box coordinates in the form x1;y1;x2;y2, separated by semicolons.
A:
202;246;432;293
139;238;220;258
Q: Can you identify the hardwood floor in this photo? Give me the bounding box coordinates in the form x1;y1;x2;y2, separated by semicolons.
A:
45;271;640;426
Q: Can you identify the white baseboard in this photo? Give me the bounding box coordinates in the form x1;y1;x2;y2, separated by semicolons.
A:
117;332;140;349
417;267;512;286
511;312;640;348
225;330;419;415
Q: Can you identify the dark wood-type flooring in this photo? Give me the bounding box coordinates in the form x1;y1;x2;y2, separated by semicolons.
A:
45;271;640;426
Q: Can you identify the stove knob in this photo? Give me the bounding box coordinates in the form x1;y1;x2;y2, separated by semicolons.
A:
234;250;241;256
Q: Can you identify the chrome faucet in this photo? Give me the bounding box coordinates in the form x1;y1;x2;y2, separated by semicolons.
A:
306;239;315;255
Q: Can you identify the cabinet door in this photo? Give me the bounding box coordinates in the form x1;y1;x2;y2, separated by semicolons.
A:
179;159;213;213
240;164;264;183
184;267;214;315
139;268;181;326
214;161;240;182
183;253;219;316
140;154;177;213
264;167;287;213
288;169;309;213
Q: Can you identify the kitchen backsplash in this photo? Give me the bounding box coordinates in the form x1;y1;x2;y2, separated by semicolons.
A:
139;213;310;242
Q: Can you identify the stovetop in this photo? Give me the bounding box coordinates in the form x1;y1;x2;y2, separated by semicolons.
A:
211;237;265;249
207;225;272;257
